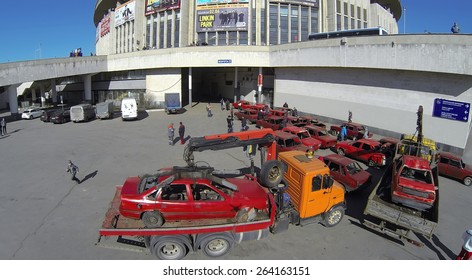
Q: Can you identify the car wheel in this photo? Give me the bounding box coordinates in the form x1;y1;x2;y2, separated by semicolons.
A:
29;116;33;120
322;206;344;227
142;211;164;228
368;159;376;167
260;160;286;189
464;176;472;186
152;238;187;260
337;148;345;156
200;233;234;258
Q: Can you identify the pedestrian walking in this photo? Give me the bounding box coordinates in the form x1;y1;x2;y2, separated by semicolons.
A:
340;124;347;141
225;99;230;110
1;118;6;136
283;102;288;108
66;160;80;184
179;122;186;144
241;117;247;130
456;228;472;260
206;102;213;117
227;115;234;133
282;111;288;128
220;98;225;110
168;123;175;145
257;109;264;120
292;107;298;117
364;127;369;138
348;111;352;123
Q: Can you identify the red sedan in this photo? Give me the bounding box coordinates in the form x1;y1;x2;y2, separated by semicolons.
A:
119;170;271;228
334;138;387;167
281;125;322;151
234;108;259;123
304;125;337;149
321;154;371;192
232;100;266;111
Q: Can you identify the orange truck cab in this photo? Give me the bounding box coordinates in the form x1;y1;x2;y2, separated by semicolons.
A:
277;150;346;227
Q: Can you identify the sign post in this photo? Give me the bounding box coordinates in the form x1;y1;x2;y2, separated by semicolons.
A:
432;98;470;122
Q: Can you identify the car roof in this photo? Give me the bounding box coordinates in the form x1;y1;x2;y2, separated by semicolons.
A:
324;154;355;165
282;125;306;133
305;124;324;131
439;151;461;161
356;138;381;145
402;155;431;170
275;130;297;139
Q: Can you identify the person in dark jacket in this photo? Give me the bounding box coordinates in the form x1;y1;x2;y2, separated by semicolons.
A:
227;115;234;133
241;117;247;130
179;122;186;144
67;160;80;184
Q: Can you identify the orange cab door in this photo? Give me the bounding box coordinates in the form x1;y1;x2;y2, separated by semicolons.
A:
301;174;331;218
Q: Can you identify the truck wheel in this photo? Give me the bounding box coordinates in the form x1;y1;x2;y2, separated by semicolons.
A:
464;176;472;186
200;233;234;258
269;178;289;193
260;160;285;189
337;148;345;156
322;206;344;227
152;239;188;260
142;211;164;228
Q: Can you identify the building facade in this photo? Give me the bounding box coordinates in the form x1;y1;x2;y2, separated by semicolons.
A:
94;0;400;55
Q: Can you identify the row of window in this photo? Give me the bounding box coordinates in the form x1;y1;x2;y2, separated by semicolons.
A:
335;0;368;31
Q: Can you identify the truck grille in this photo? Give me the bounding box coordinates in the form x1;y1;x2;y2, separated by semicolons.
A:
401;186;430;198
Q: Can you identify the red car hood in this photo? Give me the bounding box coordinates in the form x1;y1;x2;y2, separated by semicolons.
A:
350;170;371;185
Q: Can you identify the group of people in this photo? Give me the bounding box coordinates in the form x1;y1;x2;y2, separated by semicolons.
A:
0;118;6;136
167;122;186;145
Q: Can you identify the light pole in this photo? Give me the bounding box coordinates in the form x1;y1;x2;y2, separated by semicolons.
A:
403;7;406;34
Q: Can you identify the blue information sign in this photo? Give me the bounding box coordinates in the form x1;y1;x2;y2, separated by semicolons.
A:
432;98;470;122
218;59;232;64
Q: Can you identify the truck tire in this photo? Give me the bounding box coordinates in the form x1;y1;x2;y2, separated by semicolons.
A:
152;238;188;260
260;160;285;189
322;206;344;227
200;233;234;258
269;178;289;193
464;176;472;186
142;211;164;228
337;148;345;156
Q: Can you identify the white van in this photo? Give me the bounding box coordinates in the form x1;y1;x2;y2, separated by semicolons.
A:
121;98;138;120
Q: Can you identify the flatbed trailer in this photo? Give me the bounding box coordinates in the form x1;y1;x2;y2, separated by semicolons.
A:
97;186;276;259
363;163;439;246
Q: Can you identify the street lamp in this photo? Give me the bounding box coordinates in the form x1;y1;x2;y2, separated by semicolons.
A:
403;7;406;34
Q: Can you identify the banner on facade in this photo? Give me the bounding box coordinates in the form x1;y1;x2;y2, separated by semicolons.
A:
100;14;111;37
116;0;136;27
145;0;181;15
271;0;319;7
196;4;249;32
197;0;248;5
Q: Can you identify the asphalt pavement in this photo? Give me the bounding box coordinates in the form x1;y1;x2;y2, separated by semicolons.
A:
0;104;470;261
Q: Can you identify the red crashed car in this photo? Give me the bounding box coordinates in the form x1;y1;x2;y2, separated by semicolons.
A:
281;125;321;151
119;168;271;228
321;154;371;192
334;138;387;167
304;125;337;149
256;115;285;130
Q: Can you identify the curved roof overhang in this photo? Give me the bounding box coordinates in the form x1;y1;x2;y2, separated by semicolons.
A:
94;0;118;26
372;0;402;21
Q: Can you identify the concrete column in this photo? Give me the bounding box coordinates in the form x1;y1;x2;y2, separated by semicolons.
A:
51;79;57;104
188;67;192;105
84;74;92;102
257;67;263;103
7;85;19;116
234;67;238;102
40;84;46;107
31;88;37;106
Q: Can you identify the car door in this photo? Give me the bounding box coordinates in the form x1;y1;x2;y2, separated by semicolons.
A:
438;156;450;176
190;183;232;219
448;159;463;179
157;183;193;220
349;141;363;158
357;143;373;162
303;174;332;218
